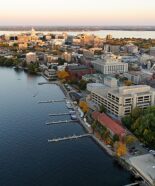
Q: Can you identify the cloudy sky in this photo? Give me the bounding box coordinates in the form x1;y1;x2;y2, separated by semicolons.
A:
0;0;155;26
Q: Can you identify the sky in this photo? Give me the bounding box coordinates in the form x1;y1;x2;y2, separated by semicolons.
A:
0;0;155;26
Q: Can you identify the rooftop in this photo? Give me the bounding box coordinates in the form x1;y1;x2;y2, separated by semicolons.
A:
66;65;91;71
92;112;126;137
129;154;155;185
92;85;153;98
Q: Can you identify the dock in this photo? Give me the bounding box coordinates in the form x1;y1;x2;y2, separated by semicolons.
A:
123;183;139;186
49;113;70;116
38;99;66;104
46;120;78;125
49;111;76;116
38;81;58;85
48;134;92;143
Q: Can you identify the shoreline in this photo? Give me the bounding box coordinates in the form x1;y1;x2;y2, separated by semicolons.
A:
55;81;119;158
41;78;147;185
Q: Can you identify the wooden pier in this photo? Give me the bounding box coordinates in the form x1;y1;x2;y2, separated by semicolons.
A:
49;113;70;116
123;183;139;186
38;99;66;104
48;111;76;116
46;120;78;125
48;134;92;143
38;82;58;85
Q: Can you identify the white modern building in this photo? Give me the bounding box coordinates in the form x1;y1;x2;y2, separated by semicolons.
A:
87;76;118;92
104;76;118;88
91;85;155;117
87;83;105;92
124;71;142;84
91;57;128;75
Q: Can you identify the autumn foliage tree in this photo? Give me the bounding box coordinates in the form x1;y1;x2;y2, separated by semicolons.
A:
57;70;70;80
115;142;127;157
79;101;89;113
125;135;137;145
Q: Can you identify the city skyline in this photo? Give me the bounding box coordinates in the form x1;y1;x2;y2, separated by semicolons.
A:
0;0;155;26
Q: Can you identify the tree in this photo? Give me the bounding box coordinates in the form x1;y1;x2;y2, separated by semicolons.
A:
0;56;20;67
57;70;70;80
122;106;155;147
13;43;18;47
131;107;143;121
103;129;110;142
78;80;87;90
79;101;89;113
113;134;119;143
122;115;132;129
116;142;127;157
99;104;106;113
92;120;97;133
125;135;137;145
27;63;39;74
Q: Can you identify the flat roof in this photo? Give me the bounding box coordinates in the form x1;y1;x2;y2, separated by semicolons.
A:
91;59;124;65
92;85;152;98
129;154;155;185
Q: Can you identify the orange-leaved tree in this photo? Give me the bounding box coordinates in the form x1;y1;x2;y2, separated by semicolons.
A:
79;101;89;113
116;142;127;157
57;70;70;80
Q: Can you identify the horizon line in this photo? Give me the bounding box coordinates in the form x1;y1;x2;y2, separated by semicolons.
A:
1;25;155;27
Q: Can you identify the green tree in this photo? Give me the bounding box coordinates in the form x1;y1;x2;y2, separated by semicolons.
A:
78;80;87;90
113;134;119;143
122;106;155;147
122;115;132;129
27;63;39;74
130;107;143;121
92;120;97;133
99;104;106;113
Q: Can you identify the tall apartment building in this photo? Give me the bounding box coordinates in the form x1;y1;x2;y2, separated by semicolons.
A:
91;85;155;117
91;58;128;75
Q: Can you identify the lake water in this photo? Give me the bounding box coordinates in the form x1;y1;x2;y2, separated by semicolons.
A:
0;67;132;186
1;30;155;39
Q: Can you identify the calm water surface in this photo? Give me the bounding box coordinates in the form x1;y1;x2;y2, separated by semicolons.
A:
0;67;132;186
1;30;155;38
